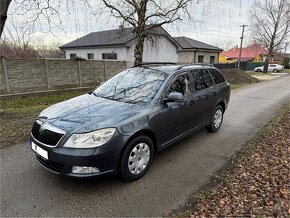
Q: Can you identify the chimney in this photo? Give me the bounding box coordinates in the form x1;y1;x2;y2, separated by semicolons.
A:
233;44;239;51
119;25;124;31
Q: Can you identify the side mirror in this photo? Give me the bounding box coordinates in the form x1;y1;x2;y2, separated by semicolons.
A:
163;92;184;103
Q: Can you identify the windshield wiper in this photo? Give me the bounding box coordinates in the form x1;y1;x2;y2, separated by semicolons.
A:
93;93;117;101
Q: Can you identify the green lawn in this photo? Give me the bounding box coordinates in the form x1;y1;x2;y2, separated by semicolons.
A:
230;84;244;90
0;90;88;114
0;90;89;148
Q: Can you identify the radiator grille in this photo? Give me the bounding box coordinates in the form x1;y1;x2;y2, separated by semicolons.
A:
31;121;64;146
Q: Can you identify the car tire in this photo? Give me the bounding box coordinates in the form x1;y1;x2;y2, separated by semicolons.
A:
273;69;278;73
207;105;224;133
120;136;154;181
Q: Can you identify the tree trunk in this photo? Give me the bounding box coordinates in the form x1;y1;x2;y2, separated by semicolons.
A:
133;0;147;66
134;33;145;66
0;0;12;37
263;56;269;73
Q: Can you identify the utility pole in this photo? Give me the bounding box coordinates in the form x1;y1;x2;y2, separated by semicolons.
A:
237;25;247;69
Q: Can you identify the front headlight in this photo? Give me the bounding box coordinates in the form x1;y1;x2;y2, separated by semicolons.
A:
63;128;116;148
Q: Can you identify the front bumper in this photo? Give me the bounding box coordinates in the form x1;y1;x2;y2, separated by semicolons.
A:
30;137;123;178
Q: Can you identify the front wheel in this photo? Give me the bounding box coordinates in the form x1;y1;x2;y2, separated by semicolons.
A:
120;136;154;181
273;69;278;73
207;105;224;132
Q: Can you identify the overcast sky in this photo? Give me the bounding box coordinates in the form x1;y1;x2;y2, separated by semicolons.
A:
4;0;260;50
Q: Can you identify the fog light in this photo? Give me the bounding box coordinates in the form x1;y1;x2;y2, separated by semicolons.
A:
72;166;100;174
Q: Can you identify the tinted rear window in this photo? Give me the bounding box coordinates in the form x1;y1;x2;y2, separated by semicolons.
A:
191;69;214;91
209;69;225;84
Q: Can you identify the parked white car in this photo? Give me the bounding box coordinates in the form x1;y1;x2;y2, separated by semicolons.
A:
254;64;284;72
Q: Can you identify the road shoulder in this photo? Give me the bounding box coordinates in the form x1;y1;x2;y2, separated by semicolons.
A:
168;104;289;217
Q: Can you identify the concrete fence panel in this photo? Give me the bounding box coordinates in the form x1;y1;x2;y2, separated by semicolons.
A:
5;59;47;94
47;59;79;89
79;60;105;86
0;58;130;95
0;60;7;94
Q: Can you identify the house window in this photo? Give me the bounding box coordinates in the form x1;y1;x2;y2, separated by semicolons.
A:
87;53;94;59
198;55;204;63
210;56;215;63
70;53;77;59
102;53;117;60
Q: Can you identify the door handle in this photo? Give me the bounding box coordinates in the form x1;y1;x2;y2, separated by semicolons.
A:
213;91;217;96
189;100;195;105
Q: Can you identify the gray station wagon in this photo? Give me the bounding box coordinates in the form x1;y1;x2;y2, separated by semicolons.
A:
30;63;230;181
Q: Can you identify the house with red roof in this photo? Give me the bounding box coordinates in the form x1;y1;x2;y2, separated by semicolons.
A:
219;43;268;63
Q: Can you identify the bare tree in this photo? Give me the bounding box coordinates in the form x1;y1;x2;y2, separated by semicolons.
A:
251;0;290;72
0;0;66;38
0;0;12;37
0;15;39;58
99;0;192;65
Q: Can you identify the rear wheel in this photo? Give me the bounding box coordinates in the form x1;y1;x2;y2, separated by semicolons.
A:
120;136;154;181
207;105;224;132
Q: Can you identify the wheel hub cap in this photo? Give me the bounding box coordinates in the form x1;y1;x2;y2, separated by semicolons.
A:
128;143;150;175
214;109;223;128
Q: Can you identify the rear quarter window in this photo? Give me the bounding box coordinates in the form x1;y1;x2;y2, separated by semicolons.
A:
209;69;225;84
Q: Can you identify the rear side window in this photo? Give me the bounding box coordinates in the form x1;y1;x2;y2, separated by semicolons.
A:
191;69;214;91
169;74;191;95
209;69;225;84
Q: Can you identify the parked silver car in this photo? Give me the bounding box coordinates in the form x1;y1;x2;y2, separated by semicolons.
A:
254;64;284;72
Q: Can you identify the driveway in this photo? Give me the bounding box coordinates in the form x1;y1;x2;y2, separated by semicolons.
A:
1;76;289;217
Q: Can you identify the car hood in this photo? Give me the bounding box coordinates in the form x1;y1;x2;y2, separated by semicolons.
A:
39;94;148;133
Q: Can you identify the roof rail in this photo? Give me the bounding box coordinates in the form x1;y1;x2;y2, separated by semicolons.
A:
175;63;214;70
133;62;176;67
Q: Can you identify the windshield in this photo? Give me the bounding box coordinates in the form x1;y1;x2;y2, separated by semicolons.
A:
93;68;168;104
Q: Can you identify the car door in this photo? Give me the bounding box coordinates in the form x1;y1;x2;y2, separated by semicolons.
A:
268;64;275;71
158;72;195;145
190;69;217;125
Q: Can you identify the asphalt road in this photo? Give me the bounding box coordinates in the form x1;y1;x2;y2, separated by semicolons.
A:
1;76;289;217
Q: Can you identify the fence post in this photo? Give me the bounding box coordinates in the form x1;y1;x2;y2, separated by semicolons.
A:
103;60;107;81
77;60;82;87
1;57;11;94
44;59;51;89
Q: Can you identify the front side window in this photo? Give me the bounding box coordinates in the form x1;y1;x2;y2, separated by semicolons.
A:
102;53;117;60
209;69;225;84
168;74;191;95
94;68;168;104
192;69;214;91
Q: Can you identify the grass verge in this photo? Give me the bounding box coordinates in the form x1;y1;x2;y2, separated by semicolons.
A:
0;90;87;148
167;104;289;217
230;84;244;90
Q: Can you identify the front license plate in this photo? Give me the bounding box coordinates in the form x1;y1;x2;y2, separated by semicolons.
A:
31;141;48;160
